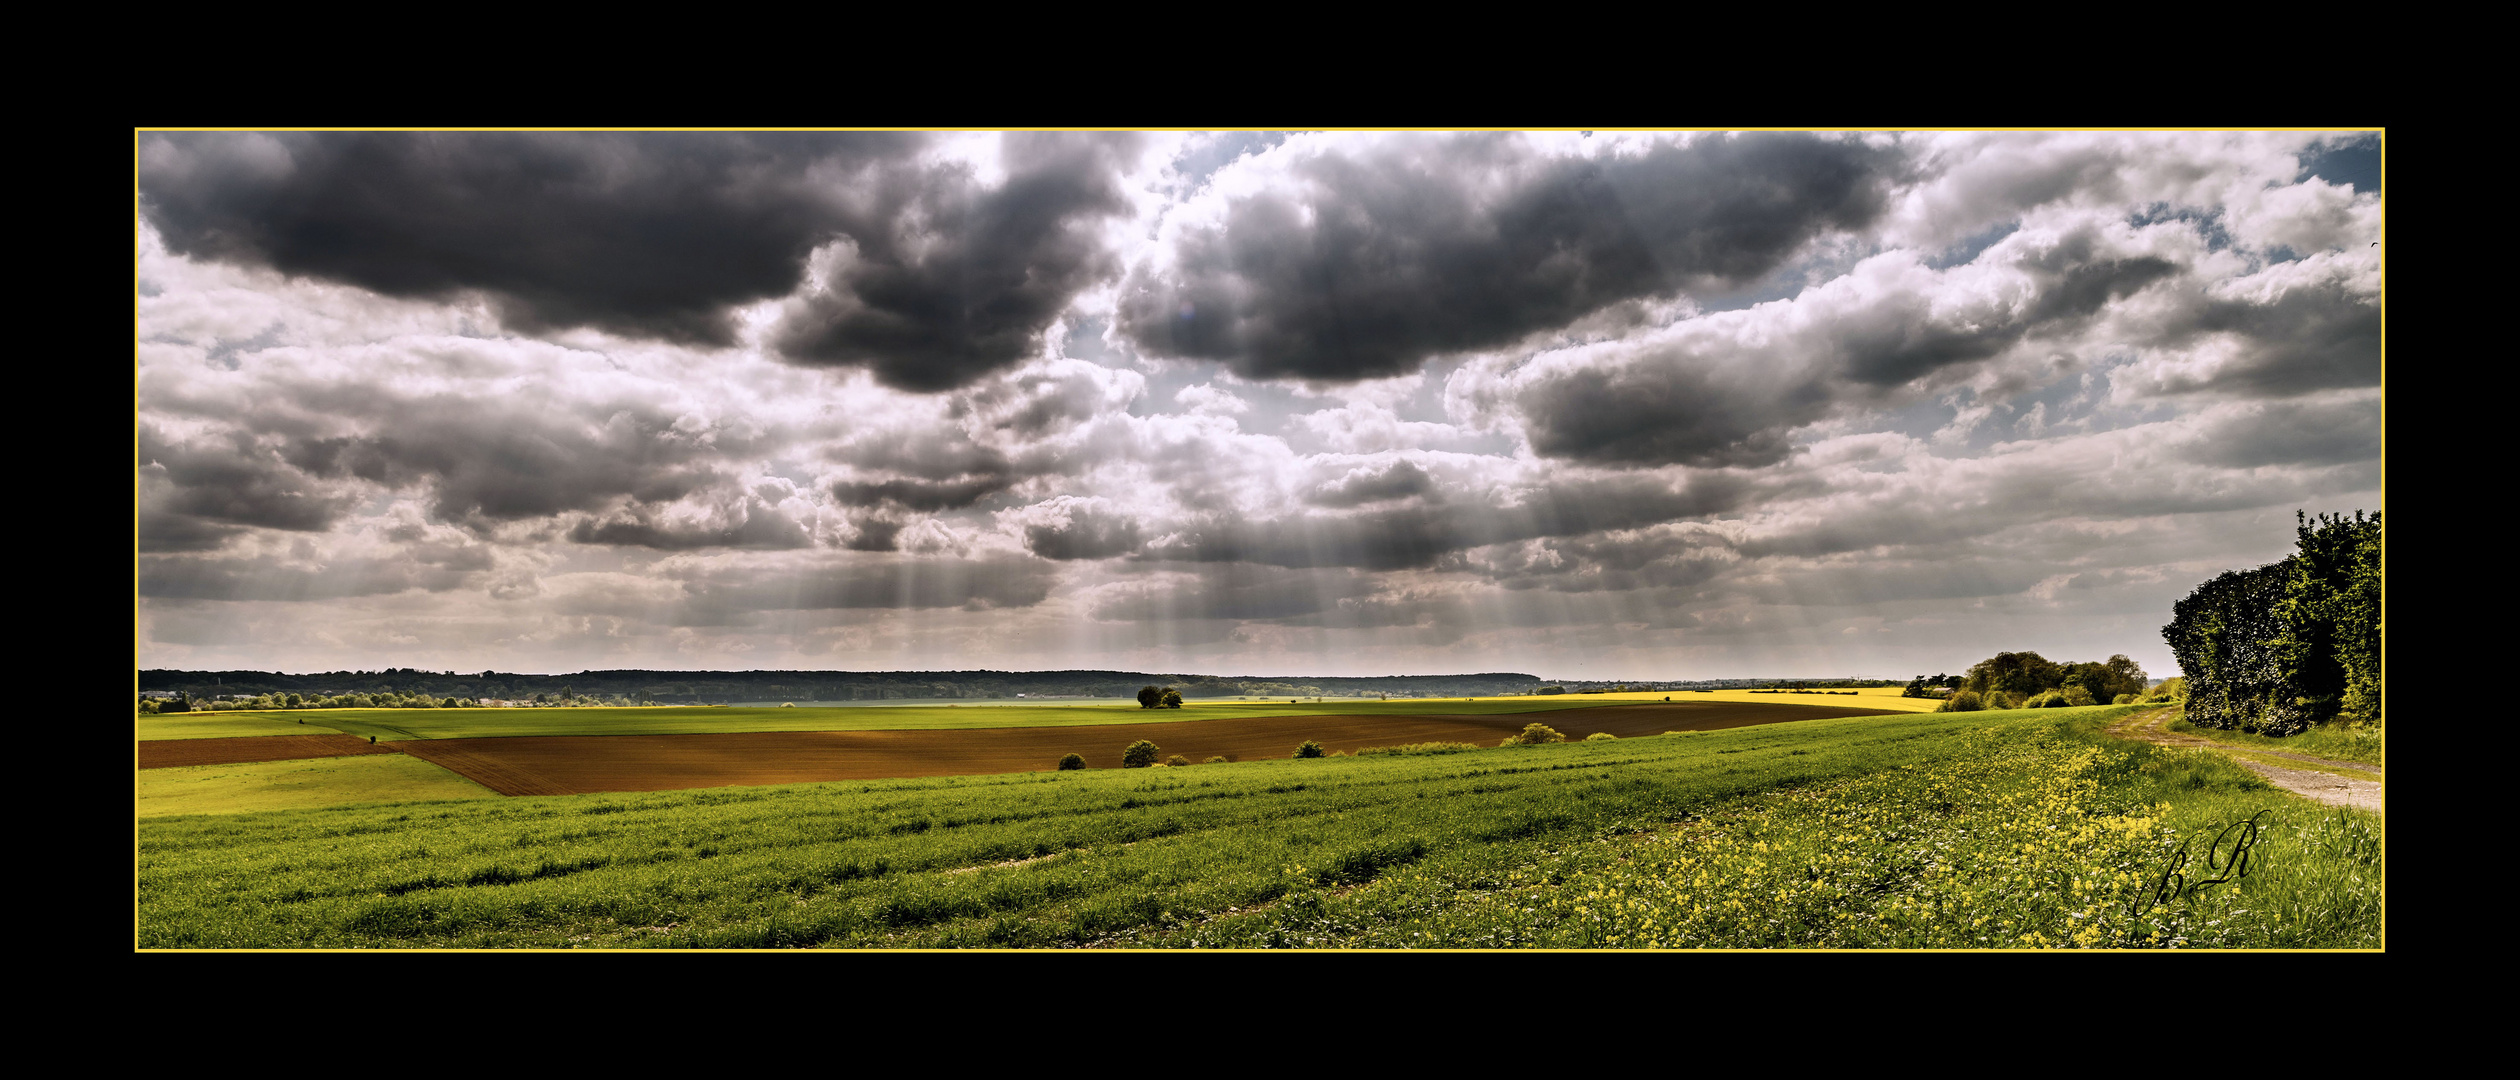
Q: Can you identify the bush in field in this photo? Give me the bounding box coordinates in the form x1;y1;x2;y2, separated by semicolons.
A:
1356;742;1481;756
1294;741;1326;759
1585;732;1617;741
1057;753;1086;771
1939;691;1985;712
2026;690;2070;709
1122;740;1160;768
1166;755;1190;767
1205;755;1229;764
1504;723;1566;746
2114;693;2138;705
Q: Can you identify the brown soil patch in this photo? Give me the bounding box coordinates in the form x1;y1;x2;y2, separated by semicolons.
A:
137;734;401;769
402;701;1892;796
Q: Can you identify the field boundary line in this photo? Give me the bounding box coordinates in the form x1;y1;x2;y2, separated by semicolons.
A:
389;741;575;796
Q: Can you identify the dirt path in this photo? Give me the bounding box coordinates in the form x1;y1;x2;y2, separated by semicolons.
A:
2107;708;2383;813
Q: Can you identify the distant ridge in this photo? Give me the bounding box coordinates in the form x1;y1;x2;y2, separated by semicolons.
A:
137;668;1550;703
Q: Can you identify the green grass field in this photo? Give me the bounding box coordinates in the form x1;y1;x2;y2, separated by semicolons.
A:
138;694;1874;743
135;711;359;741
2167;717;2386;767
137;755;499;818
136;704;2380;949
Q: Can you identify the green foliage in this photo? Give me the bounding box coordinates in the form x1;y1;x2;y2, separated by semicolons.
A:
1962;652;2064;698
1293;741;1326;759
1137;686;1164;709
1122;740;1161;768
2167;510;2380;736
1162;690;1183;709
2278;511;2383;726
1166;755;1191;767
1938;691;1984;712
1057;754;1086;771
1585;732;1617;742
1505;723;1566;746
1353;742;1481;756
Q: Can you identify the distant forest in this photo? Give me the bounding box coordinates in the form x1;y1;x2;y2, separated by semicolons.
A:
136;669;1903;706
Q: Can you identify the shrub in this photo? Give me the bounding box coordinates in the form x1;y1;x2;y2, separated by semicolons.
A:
1122;740;1160;768
1939;691;1985;712
1166;754;1191;767
2026;690;2070;709
1585;732;1617;742
1205;755;1229;764
2114;693;2138;705
1357;742;1481;756
1507;723;1566;745
1294;741;1326;759
1056;753;1085;771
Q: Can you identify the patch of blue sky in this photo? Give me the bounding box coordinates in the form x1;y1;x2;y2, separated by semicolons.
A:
2297;135;2381;195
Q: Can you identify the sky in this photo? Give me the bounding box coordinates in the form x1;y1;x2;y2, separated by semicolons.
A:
133;131;2383;680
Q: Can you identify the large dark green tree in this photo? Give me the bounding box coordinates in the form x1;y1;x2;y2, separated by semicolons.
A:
2164;510;2380;735
1962;652;2065;699
2278;510;2383;726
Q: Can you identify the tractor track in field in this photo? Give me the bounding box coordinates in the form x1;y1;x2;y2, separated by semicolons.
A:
2107;708;2382;813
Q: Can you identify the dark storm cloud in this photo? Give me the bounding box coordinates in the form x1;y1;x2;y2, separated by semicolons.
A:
138;553;477;601
138;423;352;552
1089;567;1376;622
826;436;1033;512
1306;460;1435;507
1121;132;1893;381
137;132;919;346
2148;278;2382;397
2177;396;2382;469
1477;531;1736;594
1513;235;2192;469
567;501;812;551
1142;472;1752;570
671;557;1056;619
1515;361;1804;468
771;134;1144;391
831;475;1021;511
1022;504;1145;561
282;398;721;526
138;132;1137;391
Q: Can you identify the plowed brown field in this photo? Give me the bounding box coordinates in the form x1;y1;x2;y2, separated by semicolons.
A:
389;701;1891;796
137;734;401;769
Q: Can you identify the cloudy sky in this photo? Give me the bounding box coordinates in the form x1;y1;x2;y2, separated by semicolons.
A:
133;131;2382;679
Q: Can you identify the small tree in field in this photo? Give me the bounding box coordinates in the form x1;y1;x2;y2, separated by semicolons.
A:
1137;685;1163;709
1293;741;1325;759
1162;689;1183;708
1123;740;1160;768
1057;753;1086;770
